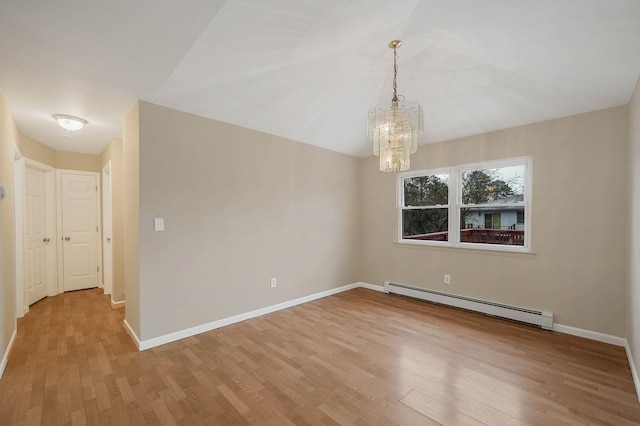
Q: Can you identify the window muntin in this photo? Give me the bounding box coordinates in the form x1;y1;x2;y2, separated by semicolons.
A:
398;158;531;251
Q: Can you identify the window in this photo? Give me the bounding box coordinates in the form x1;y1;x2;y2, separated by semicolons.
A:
398;157;531;251
402;173;449;241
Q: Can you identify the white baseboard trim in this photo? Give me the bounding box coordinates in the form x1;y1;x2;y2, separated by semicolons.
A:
0;329;17;380
553;323;626;347
135;282;365;351
111;299;125;309
624;341;640;402
359;282;385;292
123;319;141;350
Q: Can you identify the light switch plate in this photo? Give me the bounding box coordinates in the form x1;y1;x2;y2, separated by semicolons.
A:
154;218;164;231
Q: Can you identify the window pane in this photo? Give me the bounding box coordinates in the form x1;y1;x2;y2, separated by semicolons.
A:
404;174;449;207
460;207;525;246
461;165;524;205
403;208;448;241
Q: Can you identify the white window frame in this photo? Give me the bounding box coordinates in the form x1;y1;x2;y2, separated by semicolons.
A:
398;156;532;253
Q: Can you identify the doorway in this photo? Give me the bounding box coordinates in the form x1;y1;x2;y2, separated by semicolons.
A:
484;213;502;230
13;151;57;316
56;170;101;292
24;166;49;305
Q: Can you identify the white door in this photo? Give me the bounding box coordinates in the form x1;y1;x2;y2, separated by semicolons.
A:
61;172;99;291
102;162;113;295
25;167;49;305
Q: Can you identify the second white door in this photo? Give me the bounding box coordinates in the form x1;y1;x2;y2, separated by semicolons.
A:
60;172;99;291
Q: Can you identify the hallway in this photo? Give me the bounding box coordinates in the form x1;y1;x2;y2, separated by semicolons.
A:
0;290;133;424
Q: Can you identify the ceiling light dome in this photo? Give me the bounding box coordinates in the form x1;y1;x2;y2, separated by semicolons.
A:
53;114;88;131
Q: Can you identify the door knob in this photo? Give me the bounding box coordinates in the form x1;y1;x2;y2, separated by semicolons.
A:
107;237;111;243
43;237;50;243
64;236;70;241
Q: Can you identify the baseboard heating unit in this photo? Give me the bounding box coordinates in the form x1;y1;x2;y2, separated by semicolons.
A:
384;281;553;330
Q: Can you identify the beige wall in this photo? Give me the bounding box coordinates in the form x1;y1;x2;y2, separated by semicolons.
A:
101;138;125;302
135;102;361;340
17;133;55;167
360;106;629;336
628;76;640;380
0;90;18;372
123;103;140;337
56;151;101;173
17;133;100;172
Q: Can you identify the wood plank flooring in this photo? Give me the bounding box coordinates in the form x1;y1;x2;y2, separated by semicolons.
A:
1;287;639;425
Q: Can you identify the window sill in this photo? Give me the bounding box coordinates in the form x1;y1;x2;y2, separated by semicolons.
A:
394;241;536;258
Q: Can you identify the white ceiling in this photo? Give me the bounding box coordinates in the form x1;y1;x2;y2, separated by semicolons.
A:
1;0;640;157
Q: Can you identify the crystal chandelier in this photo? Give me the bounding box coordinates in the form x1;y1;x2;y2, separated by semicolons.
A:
367;40;424;172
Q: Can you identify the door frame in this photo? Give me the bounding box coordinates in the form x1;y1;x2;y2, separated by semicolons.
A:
56;169;101;293
13;144;57;317
102;161;113;297
12;143;25;317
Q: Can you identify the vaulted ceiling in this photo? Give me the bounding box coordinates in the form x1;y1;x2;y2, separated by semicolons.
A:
1;0;640;157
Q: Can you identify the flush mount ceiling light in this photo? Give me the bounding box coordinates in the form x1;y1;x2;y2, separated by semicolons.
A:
367;40;424;173
53;114;88;131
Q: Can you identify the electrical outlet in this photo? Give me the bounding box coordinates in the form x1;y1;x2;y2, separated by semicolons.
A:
444;274;451;284
270;277;277;288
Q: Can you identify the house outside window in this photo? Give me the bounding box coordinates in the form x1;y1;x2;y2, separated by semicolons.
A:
398;157;531;252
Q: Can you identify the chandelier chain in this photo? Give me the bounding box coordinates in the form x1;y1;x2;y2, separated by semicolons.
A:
392;46;398;103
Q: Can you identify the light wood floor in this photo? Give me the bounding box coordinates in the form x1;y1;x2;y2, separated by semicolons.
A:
1;288;640;425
